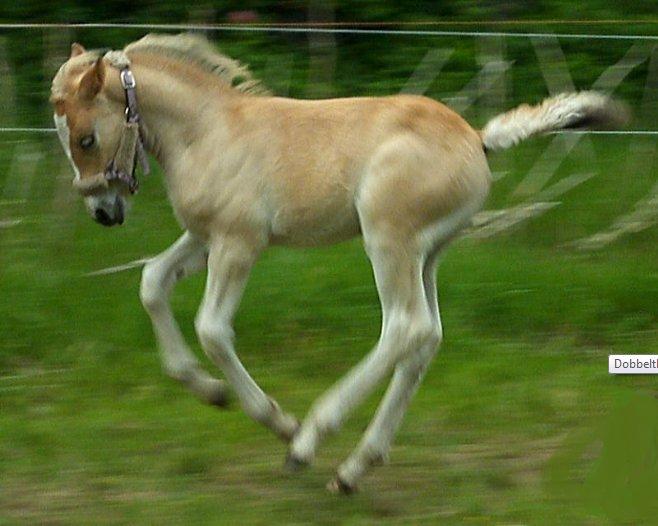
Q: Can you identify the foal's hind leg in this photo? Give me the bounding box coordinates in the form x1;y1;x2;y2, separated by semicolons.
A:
287;236;440;468
195;236;299;442
329;249;443;492
140;231;227;406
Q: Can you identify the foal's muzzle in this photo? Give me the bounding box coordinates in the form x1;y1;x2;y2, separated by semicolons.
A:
92;194;125;227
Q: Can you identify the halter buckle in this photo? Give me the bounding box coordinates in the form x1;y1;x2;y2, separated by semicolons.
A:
120;69;136;89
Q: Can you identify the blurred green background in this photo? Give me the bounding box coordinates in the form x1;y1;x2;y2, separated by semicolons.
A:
1;2;657;524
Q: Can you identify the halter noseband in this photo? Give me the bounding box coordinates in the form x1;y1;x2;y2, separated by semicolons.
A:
102;66;150;194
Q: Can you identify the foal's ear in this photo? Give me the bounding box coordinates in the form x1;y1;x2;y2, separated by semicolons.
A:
53;100;66;116
70;43;86;57
78;57;105;100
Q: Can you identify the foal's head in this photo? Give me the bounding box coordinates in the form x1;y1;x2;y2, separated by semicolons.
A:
51;43;129;226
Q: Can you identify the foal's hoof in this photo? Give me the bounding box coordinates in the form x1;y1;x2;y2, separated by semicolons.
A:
207;380;230;408
284;452;309;472
326;475;356;495
209;390;230;408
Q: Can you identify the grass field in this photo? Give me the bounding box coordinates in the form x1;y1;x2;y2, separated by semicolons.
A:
1;134;657;524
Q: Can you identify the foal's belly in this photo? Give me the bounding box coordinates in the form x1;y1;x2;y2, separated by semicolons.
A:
265;162;362;247
268;201;361;247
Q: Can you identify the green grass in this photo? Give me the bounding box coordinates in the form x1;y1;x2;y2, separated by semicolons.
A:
1;135;657;524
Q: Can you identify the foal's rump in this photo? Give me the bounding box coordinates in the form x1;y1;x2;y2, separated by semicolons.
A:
353;95;490;244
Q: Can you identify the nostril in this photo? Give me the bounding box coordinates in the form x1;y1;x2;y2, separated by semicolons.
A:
94;208;112;225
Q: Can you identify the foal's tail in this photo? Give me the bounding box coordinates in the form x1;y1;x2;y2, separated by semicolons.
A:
479;91;629;152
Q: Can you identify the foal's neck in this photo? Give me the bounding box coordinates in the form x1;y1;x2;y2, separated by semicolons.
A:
105;53;244;172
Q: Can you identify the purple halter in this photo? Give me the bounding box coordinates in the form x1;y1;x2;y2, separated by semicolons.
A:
103;67;150;194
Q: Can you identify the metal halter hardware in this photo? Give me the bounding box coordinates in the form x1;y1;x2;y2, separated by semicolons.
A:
102;66;150;194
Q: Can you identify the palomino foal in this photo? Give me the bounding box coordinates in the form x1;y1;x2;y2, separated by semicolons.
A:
51;34;626;493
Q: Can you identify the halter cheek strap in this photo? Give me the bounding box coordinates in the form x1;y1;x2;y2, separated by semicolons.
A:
103;65;150;194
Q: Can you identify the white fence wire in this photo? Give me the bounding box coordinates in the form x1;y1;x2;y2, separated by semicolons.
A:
0;23;657;41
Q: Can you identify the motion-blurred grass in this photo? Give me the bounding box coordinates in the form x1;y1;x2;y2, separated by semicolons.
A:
1;19;658;522
1;129;656;524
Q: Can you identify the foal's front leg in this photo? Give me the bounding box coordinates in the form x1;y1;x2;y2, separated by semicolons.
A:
195;236;299;442
140;231;228;405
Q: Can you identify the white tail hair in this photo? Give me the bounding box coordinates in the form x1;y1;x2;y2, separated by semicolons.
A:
480;91;629;151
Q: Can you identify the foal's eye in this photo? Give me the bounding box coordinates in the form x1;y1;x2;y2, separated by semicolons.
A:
79;135;95;149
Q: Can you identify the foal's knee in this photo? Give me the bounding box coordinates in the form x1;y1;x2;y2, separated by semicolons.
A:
140;261;166;313
418;320;441;350
423;322;442;354
386;310;440;363
369;314;438;376
194;311;234;362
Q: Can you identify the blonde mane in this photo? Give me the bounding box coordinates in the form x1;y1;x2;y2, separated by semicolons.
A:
124;33;269;95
